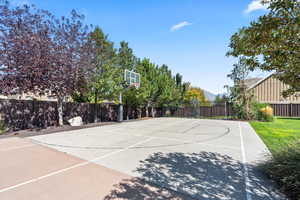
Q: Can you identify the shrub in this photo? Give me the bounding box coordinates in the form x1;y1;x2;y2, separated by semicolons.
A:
259;106;274;122
252;103;274;122
261;142;300;200
260;106;273;116
232;103;253;120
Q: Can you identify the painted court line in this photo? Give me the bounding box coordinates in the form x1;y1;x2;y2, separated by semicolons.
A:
99;127;237;150
239;122;252;200
0;144;36;152
33;133;240;151
250;125;272;156
151;136;240;151
0;137;154;194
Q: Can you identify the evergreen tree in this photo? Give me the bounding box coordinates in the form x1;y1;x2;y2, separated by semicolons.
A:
85;27;121;105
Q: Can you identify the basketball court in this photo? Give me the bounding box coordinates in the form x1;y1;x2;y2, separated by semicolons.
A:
0;118;285;199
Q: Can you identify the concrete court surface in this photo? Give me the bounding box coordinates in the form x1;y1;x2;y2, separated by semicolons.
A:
0;118;285;200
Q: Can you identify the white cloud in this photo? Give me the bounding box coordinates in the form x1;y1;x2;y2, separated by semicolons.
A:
245;0;269;14
170;21;192;32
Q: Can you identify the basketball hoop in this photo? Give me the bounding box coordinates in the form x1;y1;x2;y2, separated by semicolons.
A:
124;69;141;89
118;69;141;122
132;82;140;89
128;82;140;89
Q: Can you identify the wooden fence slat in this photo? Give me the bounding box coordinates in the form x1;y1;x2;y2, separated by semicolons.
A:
270;104;300;117
168;103;300;119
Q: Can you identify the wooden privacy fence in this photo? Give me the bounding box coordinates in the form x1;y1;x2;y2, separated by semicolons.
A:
0;99;119;131
269;103;300;117
167;103;300;118
0;99;163;131
1;99;298;131
164;103;234;118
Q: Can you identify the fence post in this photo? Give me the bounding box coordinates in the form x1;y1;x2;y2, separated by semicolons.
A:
198;106;201;118
32;100;37;128
224;102;227;119
118;92;123;122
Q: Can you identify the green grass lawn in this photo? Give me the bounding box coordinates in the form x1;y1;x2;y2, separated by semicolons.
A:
251;118;300;200
250;118;300;153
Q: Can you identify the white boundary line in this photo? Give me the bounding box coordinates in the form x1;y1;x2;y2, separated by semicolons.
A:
0;144;36;152
0;137;154;194
248;124;272;156
239;122;252;200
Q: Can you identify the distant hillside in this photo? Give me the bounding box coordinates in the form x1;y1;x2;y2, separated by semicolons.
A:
203;90;216;102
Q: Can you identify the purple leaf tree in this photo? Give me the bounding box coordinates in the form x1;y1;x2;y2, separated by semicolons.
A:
0;1;90;125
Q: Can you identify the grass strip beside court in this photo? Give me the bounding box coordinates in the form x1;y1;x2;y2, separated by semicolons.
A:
250;117;300;200
250;117;300;153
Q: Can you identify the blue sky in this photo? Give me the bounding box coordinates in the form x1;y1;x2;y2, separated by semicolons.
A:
13;0;269;94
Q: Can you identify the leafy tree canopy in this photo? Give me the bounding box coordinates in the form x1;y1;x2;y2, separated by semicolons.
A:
0;0;191;124
0;1;90;125
226;58;254;120
227;0;300;96
184;86;208;106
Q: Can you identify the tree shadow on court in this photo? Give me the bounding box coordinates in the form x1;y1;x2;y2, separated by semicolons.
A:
103;177;194;200
104;151;284;200
135;152;245;200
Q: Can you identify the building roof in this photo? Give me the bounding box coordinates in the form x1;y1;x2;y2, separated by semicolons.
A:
246;73;274;90
244;78;263;89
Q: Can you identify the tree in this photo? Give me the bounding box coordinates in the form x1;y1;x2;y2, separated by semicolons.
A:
226;58;254;120
184;86;207;107
51;10;89;125
227;0;300;96
0;2;89;125
0;2;53;95
85;27;121;104
214;94;229;104
136;59;159;117
117;41;137;71
72;67;90;103
116;41;139;119
135;59;189;117
156;65;180;108
175;73;189;106
0;1;188;126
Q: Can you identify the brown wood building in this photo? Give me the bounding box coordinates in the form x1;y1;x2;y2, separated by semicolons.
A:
246;74;300;104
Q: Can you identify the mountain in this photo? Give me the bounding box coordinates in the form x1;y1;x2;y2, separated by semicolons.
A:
203;90;217;102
